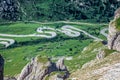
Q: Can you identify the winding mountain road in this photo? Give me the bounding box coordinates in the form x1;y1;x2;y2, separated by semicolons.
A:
0;38;15;47
0;25;108;48
57;25;103;41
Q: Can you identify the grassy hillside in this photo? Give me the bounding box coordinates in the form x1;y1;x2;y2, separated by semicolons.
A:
115;17;120;30
70;51;119;80
0;21;107;76
65;41;107;72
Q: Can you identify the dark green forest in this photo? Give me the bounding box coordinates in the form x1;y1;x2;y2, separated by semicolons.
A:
0;0;120;22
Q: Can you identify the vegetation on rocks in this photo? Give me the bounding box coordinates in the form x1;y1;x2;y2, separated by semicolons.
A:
103;49;116;57
70;52;120;80
115;17;120;30
37;56;49;63
65;41;107;72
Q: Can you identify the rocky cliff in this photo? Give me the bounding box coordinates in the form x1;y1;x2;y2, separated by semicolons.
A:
70;52;120;80
69;8;120;80
108;8;120;52
17;56;69;80
0;54;4;80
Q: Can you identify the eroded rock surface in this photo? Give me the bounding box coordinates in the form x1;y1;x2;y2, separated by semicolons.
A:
56;58;67;71
18;56;69;80
96;50;106;60
70;52;120;80
108;8;120;52
115;7;120;19
98;63;120;80
4;77;16;80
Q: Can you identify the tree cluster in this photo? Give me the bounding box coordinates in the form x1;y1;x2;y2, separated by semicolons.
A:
1;0;120;22
0;0;21;21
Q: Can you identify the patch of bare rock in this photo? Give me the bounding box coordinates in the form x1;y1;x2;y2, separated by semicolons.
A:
98;63;120;80
108;7;120;52
17;56;69;80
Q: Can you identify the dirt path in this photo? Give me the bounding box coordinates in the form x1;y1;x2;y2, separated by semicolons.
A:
0;21;108;26
29;21;108;26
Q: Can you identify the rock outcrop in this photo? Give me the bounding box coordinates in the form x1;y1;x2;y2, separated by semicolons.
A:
114;7;120;19
70;52;120;80
98;63;120;80
4;77;16;80
48;72;69;80
70;8;120;80
96;50;106;60
108;8;120;52
56;58;67;71
17;56;69;80
0;54;4;80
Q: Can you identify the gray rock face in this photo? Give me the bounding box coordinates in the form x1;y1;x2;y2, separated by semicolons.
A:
115;7;120;19
56;58;67;71
0;54;4;80
98;63;120;80
48;71;69;80
108;8;120;52
96;50;106;60
4;77;16;80
18;56;69;80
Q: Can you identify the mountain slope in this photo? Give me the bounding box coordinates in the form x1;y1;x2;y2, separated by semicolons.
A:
0;0;120;22
69;7;120;80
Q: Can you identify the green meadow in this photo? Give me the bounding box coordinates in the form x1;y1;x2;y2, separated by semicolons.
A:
0;21;108;76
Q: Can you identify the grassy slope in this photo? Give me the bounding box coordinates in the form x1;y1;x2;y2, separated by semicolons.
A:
70;52;120;80
65;41;107;72
115;17;120;31
0;22;107;76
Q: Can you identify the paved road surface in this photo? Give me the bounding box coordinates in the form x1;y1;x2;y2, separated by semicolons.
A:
0;25;108;48
100;28;108;37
